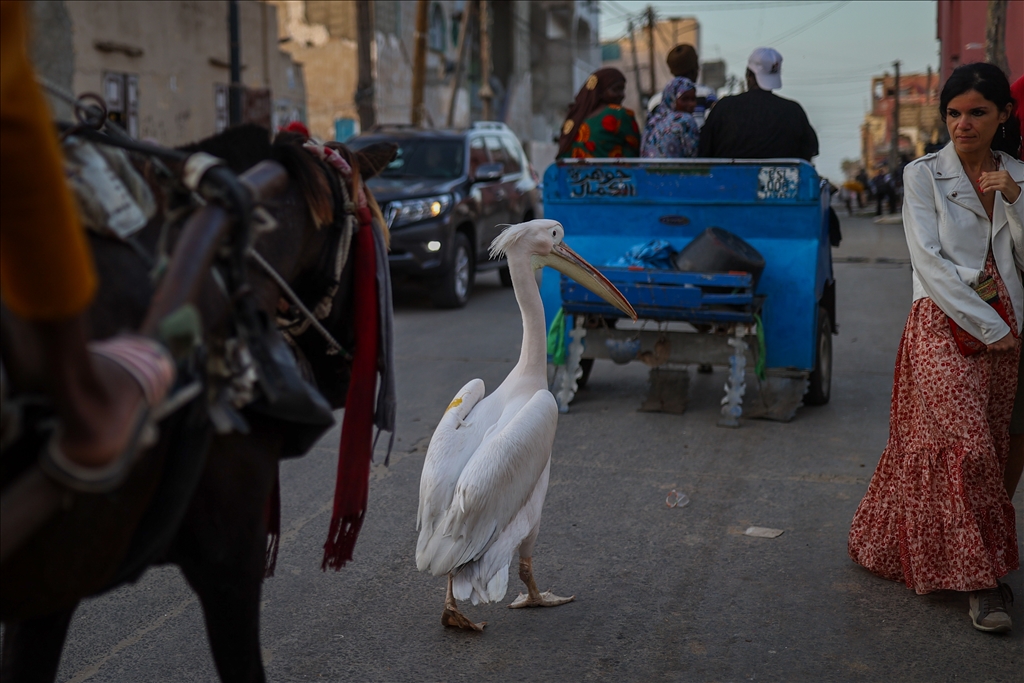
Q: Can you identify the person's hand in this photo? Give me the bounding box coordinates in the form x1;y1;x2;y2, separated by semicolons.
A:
987;331;1018;353
979;170;1022;204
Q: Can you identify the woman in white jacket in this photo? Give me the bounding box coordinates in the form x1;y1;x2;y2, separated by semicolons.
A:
849;63;1024;634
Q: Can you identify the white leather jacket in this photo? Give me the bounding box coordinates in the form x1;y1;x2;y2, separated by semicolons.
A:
903;142;1024;344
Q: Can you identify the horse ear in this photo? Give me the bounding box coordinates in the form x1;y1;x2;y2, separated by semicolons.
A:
353;142;398;180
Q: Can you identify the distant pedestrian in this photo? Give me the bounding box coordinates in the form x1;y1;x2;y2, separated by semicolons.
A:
557;68;640;159
849;62;1024;634
698;47;818;161
872;168;896;215
856;167;870;206
641;77;699;158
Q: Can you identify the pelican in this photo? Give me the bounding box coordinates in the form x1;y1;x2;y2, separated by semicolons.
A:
416;219;636;630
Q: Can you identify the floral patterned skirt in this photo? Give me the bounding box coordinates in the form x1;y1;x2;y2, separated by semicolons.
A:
848;259;1020;594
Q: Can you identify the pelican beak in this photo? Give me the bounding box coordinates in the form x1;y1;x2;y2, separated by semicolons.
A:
533;242;637;321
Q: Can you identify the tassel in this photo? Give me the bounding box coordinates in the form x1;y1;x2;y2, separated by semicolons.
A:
322;206;378;570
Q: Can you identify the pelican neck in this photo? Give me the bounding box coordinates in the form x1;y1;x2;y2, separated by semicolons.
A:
507;251;548;377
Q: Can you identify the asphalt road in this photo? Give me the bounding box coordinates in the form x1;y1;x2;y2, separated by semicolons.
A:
50;214;1023;682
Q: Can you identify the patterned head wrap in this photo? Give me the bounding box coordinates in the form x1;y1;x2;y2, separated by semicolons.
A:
645;77;696;132
558;68;628;157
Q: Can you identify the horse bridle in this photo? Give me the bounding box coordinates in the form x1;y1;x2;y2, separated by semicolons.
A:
249;143;359;359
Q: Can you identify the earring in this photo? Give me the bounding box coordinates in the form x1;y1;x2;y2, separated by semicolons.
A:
1001;123;1007;138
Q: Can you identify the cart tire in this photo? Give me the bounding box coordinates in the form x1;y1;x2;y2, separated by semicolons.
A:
499;265;513;287
577;358;595;389
805;306;832;406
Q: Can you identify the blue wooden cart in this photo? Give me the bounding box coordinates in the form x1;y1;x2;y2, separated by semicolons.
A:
541;158;835;426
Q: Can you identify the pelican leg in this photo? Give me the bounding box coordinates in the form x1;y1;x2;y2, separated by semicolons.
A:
508;557;575;608
441;573;486;631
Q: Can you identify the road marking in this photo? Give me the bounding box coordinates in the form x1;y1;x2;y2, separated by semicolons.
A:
65;596;197;683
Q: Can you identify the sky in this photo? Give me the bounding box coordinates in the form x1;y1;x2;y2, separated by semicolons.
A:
599;0;941;181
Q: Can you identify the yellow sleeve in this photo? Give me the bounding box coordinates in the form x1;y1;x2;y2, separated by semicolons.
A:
1;0;97;320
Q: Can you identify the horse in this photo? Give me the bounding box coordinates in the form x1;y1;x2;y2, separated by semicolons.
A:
0;124;395;682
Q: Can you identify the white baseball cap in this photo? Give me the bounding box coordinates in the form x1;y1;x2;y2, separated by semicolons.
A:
747;47;783;90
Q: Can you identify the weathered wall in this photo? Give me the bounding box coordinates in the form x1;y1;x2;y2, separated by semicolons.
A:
27;0;75;120
59;0;304;145
273;0;533;139
529;1;601;146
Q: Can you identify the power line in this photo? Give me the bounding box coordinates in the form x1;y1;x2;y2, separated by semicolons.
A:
602;0;636;18
762;1;851;45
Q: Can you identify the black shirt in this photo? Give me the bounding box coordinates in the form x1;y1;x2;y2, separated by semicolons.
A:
698;89;819;161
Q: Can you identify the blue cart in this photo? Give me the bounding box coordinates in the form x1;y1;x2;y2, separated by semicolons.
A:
541;158;835;426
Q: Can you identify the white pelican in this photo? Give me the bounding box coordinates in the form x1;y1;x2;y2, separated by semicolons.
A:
416;219;636;630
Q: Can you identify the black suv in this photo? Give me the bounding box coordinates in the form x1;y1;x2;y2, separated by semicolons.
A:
349;122;542;308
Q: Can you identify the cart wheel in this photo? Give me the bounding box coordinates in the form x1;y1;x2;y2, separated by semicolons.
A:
805;306;832;406
499;265;513;287
576;358;595;389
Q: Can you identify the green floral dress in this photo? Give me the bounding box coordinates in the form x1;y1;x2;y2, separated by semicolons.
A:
560;105;640;159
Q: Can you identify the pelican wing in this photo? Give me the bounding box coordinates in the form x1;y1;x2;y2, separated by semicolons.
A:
417;389;557;576
416;379;487;564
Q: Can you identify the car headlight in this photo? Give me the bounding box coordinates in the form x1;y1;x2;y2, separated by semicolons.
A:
386;194;452;228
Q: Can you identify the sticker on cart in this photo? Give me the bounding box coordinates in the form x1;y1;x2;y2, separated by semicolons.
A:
757;166;799;199
567;168;637;199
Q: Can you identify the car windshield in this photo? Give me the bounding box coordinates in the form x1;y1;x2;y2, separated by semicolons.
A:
350;138;465;179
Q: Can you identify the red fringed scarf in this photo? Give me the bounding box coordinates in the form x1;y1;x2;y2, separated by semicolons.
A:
322;205;378;570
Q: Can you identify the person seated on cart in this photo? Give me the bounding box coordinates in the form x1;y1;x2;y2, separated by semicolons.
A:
647;44;718;129
641;77;699;158
557;68;640;159
698;47;818;162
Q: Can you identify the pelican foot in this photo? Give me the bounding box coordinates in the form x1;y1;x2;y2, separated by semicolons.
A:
508;591;575;608
442;607;487;631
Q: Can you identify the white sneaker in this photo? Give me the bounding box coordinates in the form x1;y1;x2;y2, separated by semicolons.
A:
969;583;1013;633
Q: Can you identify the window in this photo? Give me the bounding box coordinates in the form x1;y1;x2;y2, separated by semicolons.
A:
349;138;465;179
103;71;139;138
484;136;509;172
428;3;446;52
501;137;523;174
469;137;490;176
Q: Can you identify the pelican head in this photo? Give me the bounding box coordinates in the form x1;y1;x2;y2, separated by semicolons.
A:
490;220;637;321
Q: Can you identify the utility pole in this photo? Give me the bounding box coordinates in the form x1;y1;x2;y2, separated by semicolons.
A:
985;0;1010;76
479;0;494;121
446;0;475;127
889;60;900;172
355;0;376;132
628;18;644;111
411;0;429;126
646;6;657;104
228;0;242;126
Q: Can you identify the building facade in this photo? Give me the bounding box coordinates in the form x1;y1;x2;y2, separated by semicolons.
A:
860;71;944;173
268;1;599;174
29;0;307;146
599;15;700;123
937;0;1023;83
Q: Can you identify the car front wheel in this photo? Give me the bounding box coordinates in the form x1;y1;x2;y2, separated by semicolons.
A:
432;232;474;308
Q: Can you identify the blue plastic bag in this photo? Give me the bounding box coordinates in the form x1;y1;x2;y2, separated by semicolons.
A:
609;239;678;270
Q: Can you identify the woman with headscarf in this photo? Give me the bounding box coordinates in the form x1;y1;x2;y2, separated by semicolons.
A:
557;68;640;159
641;77;699;158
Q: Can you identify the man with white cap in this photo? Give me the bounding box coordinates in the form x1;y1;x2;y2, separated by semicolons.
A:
698;47;818;161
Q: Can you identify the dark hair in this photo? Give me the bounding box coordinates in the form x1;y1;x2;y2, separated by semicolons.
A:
939;62;1021;158
667;44;699;80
